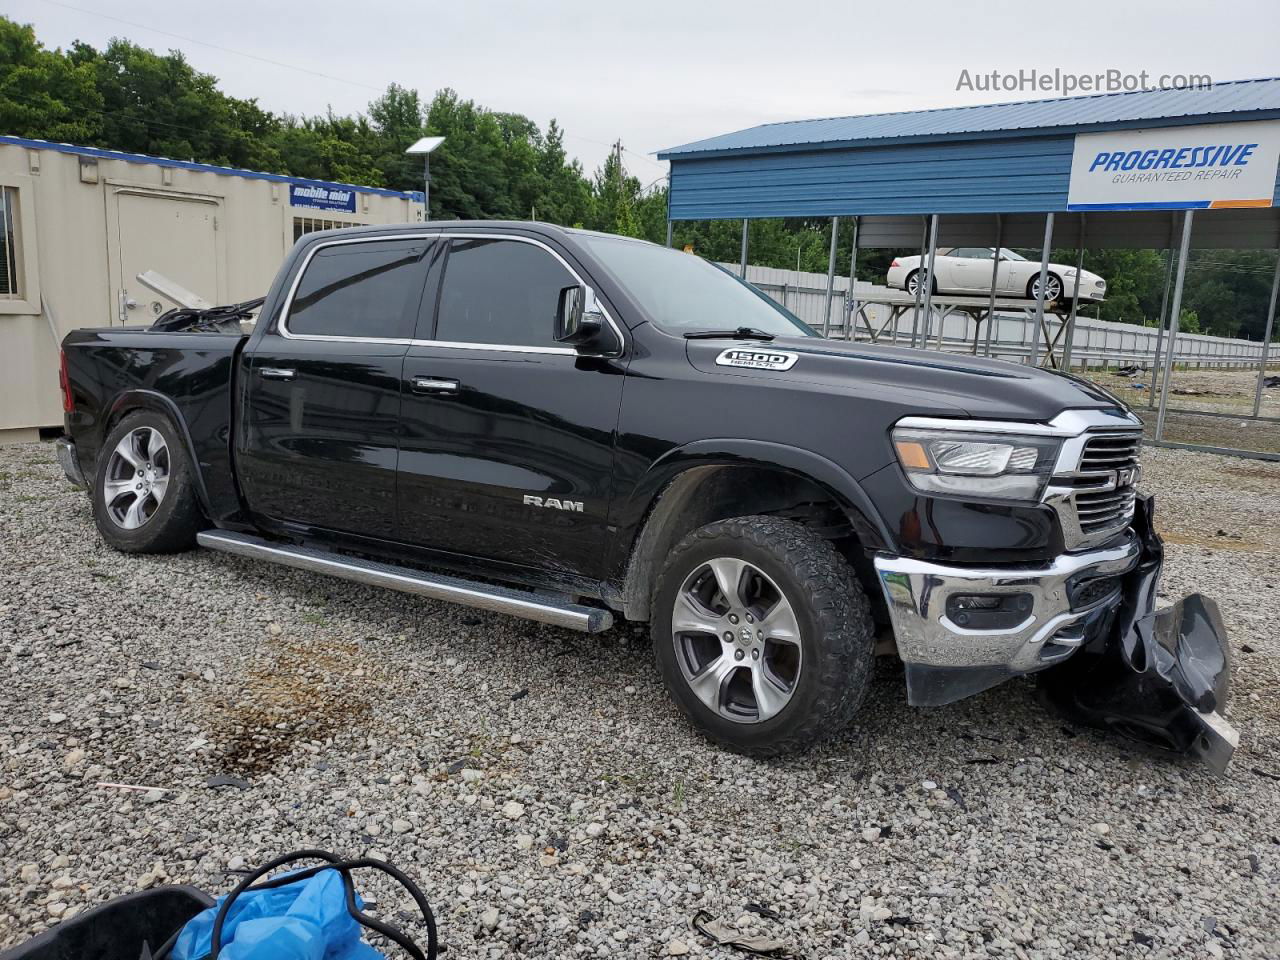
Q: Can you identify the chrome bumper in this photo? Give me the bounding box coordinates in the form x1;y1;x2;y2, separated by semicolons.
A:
874;536;1141;704
55;437;86;487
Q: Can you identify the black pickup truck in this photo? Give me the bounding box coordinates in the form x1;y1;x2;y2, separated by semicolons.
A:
56;221;1236;768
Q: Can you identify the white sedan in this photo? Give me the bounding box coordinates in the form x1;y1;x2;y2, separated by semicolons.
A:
886;247;1106;304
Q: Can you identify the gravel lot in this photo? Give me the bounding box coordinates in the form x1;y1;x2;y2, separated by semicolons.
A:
1;440;1278;959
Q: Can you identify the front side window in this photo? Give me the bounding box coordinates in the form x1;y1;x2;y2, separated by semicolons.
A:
951;247;994;260
0;186;20;299
434;238;573;348
287;238;432;339
580;235;813;338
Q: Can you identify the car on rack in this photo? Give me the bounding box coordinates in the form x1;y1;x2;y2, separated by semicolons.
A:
55;222;1230;767
886;247;1107;304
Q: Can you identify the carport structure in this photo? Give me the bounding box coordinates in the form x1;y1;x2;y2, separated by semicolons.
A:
657;78;1280;458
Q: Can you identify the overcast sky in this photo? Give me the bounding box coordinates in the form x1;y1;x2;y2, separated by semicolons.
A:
10;0;1280;182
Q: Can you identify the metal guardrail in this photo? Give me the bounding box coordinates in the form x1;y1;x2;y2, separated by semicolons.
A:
734;268;1269;371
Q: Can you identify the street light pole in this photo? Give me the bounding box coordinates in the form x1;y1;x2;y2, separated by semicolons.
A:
405;136;445;221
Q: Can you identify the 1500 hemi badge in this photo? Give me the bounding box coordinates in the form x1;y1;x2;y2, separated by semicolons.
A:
715;349;799;371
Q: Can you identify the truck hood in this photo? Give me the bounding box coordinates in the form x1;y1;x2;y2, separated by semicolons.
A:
686;335;1129;422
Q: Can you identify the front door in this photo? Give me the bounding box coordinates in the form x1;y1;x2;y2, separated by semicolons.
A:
397;235;625;579
238;235;437;538
948;248;996;293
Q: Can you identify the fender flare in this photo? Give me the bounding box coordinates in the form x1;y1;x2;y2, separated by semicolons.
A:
101;389;215;518
611;439;895;617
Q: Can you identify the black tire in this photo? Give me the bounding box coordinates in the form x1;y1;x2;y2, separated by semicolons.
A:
906;269;935;297
1026;272;1063;302
651;516;875;757
92;410;204;553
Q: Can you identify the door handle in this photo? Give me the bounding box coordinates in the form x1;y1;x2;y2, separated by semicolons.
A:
259;367;296;381
410;376;460;394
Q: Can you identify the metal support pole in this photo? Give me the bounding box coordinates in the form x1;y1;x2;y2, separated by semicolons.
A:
1061;214;1085;370
665;219;673;247
983;214;1003;356
739;219;748;278
1148;216;1178;406
1029;212;1054;366
822;216;840;338
1252;249;1280;417
1156;210;1195;442
920;214;940;349
423;153;431;220
910;218;927;347
846;216;859;341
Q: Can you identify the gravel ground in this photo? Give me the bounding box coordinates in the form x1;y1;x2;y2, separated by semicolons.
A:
1;440;1278;959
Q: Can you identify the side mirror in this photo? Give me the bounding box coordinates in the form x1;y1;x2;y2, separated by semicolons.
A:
555;284;606;346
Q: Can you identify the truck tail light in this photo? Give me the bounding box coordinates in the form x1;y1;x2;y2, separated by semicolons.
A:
59;349;74;413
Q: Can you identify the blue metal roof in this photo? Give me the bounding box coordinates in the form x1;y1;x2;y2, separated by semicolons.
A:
659;77;1280;158
0;135;425;202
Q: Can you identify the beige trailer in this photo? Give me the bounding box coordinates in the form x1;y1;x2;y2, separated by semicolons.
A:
0;136;425;442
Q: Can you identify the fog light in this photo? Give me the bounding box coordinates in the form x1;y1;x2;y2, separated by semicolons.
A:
946;593;1033;629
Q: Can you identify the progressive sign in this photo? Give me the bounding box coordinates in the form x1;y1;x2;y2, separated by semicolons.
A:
288;183;357;213
1066;120;1280;211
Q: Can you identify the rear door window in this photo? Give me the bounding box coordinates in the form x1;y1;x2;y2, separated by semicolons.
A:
432;238;574;348
287;238;433;340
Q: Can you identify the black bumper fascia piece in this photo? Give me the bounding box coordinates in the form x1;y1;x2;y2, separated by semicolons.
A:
1039;495;1237;773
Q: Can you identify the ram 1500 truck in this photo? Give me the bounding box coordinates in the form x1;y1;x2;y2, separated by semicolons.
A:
56;222;1237;769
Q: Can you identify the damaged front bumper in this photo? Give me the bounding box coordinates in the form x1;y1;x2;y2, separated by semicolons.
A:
874;496;1237;772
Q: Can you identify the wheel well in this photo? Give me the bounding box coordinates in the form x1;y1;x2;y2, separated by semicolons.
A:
620;464;884;622
98;397;213;519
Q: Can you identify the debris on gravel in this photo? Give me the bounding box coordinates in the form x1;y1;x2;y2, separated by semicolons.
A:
1;440;1278;957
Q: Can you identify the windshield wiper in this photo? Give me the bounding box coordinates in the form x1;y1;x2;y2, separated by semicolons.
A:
684;327;776;341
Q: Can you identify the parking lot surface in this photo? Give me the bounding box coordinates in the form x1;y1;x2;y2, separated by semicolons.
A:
1;440;1277;958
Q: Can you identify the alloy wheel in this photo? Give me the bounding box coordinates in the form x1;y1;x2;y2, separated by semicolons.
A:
103;426;170;529
1033;274;1062;301
671;557;803;724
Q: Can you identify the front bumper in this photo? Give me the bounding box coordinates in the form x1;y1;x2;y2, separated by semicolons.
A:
55;437;86;487
875;496;1237;772
874;536;1140;704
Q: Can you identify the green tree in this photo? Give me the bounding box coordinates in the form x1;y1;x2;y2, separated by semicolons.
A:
0;19;102;144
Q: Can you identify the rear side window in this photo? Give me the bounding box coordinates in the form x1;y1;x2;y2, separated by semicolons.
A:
287;239;432;339
434;238;574;348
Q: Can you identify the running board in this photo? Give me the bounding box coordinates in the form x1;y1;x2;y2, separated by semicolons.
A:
196;530;614;633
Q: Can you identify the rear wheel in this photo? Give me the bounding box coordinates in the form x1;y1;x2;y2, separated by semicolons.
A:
651;516;875;757
92;411;204;553
906;270;934;297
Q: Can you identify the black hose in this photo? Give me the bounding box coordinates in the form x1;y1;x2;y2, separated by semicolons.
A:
154;849;437;960
149;297;265;333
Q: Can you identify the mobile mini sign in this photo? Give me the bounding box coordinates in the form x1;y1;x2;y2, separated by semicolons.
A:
1066;120;1280;211
288;183;357;213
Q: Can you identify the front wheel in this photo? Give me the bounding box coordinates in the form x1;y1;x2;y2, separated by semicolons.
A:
92;410;204;553
651;516;875;757
1027;272;1063;302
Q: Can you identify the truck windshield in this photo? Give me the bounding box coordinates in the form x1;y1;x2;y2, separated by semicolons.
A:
580;236;815;338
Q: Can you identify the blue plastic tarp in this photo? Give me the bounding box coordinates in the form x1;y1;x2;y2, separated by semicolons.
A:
172;869;384;960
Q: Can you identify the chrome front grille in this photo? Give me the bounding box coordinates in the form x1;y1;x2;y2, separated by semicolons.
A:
1079;434;1141;473
1074;486;1138;534
1045;429;1143;550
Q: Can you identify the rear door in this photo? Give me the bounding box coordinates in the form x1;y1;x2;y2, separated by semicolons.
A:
237;234;438;539
396;234;626;579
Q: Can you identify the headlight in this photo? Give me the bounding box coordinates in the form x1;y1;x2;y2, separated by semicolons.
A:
892;425;1061;500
